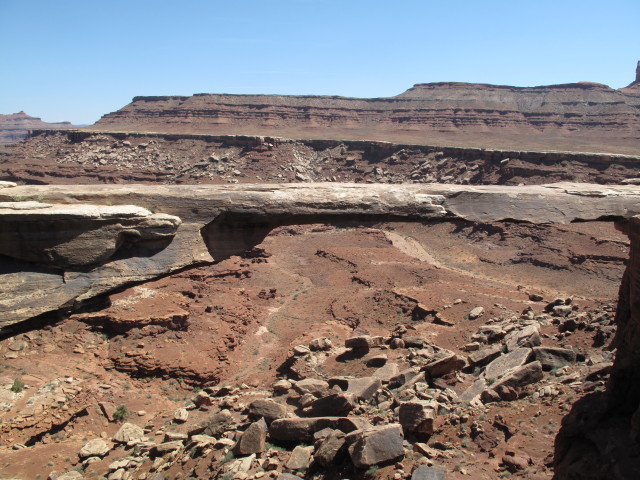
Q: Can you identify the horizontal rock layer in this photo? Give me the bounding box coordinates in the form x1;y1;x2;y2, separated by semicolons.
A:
89;81;640;154
1;182;639;327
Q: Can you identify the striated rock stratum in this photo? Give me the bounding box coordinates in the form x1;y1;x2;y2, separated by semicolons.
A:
90;70;640;155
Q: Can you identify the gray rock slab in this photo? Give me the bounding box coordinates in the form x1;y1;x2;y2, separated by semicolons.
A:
483;348;532;382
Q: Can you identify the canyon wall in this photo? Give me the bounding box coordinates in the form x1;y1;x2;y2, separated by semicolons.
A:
89;81;640;154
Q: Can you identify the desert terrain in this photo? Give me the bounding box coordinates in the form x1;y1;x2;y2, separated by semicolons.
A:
0;67;640;480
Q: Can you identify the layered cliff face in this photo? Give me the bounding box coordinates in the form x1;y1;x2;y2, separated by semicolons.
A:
0;112;74;145
91;79;640;155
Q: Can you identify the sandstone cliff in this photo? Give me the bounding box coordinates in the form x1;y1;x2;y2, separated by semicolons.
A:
90;75;640;155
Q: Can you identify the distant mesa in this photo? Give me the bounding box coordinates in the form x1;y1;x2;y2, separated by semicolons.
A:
88;63;640;155
0;111;76;145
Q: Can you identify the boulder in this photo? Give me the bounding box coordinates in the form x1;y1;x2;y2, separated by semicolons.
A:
55;472;84;480
309;337;333;351
424;352;466;377
329;376;382;401
345;335;383;349
492;361;544;392
273;379;292;394
285;445;314;470
78;438;110;459
467;345;502;367
483;348;532;382
173;408;189;423
531;346;577;371
293;378;330;397
193;409;234;437
152;440;183;456
411;465;447;480
373;362;400;383
398;401;437;435
504;324;541;351
113;423;144;443
278;474;303;480
348;424;405;468
234;418;268;455
270;417;368;443
308;393;357;416
366;354;388;367
468;307;484;320
248;398;287;424
404;336;428;348
388;369;423;389
314;429;346;467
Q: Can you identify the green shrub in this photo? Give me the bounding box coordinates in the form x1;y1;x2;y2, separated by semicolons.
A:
113;404;129;422
10;379;25;393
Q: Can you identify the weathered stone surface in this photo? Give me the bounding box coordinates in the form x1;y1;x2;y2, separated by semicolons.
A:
348;424;405;468
308;393;357;416
468;345;502;367
152;440;183;456
55;472;84;480
366;354;388;367
269;417;367;443
309;337;333;351
492;361;544;392
293;378;330;397
113;423;144;443
504;324;541;351
329;376;382;401
373;362;400;382
192;409;234;437
285;445;314;470
78;438;110;458
345;335;384;349
234;418;268;455
483;348;532;382
248;398;287;424
277;474;303;480
398;401;437;435
531;346;577;371
173;408;189;423
0;203;181;267
468;306;484;320
424;352;466;378
411;465;447;480
314;429;346;467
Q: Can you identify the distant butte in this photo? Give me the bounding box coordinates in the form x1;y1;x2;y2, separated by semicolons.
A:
88;65;640;155
0;111;75;145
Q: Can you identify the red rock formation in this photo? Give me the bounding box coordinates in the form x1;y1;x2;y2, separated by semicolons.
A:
90;71;640;155
0;112;74;145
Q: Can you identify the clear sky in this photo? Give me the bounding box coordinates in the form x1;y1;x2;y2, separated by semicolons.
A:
1;0;638;125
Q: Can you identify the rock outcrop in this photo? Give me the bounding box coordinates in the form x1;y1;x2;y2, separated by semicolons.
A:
554;214;640;479
88;75;640;155
1;182;639;328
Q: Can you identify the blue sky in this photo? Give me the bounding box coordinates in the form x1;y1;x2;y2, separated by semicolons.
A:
1;0;638;125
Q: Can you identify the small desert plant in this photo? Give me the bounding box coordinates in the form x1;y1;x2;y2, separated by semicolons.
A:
365;465;379;478
10;378;25;393
113;404;129;422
